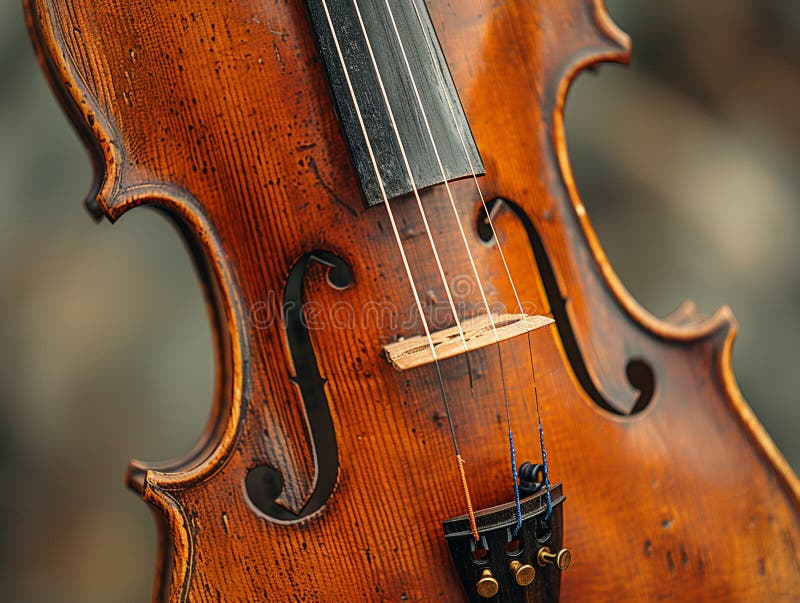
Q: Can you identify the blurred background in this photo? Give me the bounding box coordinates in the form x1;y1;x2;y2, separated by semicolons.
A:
0;1;798;601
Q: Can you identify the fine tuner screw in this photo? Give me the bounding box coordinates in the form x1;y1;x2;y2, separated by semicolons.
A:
537;546;572;571
476;569;499;598
509;560;536;586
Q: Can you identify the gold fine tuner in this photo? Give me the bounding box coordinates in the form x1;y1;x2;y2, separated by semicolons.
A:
537;546;572;571
509;560;536;586
476;569;500;598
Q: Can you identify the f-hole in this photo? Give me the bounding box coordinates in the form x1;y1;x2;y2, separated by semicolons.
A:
477;198;654;416
246;251;353;521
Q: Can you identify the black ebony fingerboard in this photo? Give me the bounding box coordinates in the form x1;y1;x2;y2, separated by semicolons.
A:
307;0;484;207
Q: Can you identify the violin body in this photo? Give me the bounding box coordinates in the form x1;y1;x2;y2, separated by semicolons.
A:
26;0;800;600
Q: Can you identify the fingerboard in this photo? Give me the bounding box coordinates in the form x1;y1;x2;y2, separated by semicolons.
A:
306;0;484;207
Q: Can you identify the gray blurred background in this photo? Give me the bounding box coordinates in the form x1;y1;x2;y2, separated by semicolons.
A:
0;1;798;601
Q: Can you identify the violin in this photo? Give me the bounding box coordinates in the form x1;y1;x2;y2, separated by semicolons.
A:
25;0;800;600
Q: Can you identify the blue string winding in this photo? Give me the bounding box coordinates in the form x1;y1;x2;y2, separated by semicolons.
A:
537;413;553;521
509;428;523;536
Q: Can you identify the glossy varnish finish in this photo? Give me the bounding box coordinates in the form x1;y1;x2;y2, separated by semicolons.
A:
25;0;800;600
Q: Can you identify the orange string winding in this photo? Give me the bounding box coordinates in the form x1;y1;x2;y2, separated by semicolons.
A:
457;454;479;542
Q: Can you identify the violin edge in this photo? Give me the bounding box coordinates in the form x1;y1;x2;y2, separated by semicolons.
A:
551;0;800;507
25;0;252;489
24;0;122;221
23;1;800;601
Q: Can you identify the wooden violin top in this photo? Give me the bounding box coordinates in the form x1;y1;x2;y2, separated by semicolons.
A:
23;0;800;600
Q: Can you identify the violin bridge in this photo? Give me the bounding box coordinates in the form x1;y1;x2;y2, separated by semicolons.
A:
383;313;554;370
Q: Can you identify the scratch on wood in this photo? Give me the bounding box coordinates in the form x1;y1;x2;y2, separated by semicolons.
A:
308;156;358;216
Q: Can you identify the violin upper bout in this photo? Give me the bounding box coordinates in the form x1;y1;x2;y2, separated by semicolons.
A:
547;0;630;132
589;0;632;65
545;0;630;96
24;0;128;221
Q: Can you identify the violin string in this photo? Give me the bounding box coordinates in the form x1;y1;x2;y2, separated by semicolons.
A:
348;0;483;540
380;0;525;532
320;0;480;541
408;0;553;523
348;1;474;366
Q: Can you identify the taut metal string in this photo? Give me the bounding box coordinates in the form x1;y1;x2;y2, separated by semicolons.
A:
349;0;487;539
320;0;480;541
407;0;554;523
380;0;529;533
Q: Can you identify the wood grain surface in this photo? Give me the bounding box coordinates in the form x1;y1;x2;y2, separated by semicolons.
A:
25;0;800;600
